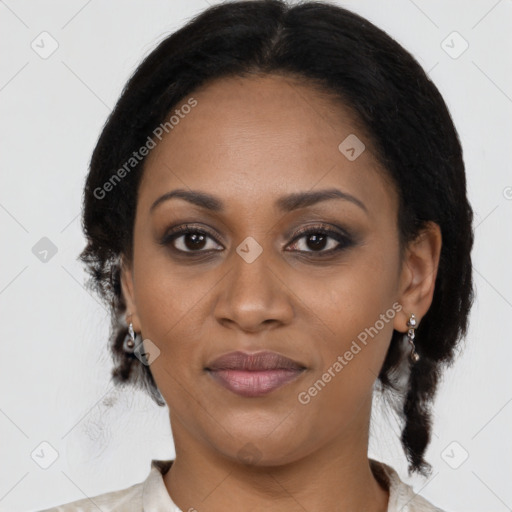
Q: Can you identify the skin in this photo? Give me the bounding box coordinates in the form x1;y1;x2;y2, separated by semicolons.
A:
121;73;442;512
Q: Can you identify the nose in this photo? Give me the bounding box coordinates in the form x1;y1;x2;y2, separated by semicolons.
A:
213;244;295;334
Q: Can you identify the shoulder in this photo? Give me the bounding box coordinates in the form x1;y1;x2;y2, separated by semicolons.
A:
38;481;144;512
370;459;448;512
38;460;174;512
38;480;144;512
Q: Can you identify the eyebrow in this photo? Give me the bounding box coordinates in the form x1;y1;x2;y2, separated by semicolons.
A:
149;187;368;214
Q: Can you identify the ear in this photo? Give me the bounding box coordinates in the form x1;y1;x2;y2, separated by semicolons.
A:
120;256;142;332
393;222;442;332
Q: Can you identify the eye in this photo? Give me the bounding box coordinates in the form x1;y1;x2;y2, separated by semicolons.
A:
160;223;354;256
286;224;353;255
160;224;223;253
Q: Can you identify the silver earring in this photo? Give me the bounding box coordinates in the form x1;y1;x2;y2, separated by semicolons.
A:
407;314;420;362
123;322;137;353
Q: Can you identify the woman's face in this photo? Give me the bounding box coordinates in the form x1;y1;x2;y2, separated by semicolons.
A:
122;74;416;465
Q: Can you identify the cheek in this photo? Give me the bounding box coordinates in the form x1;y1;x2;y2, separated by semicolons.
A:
130;242;197;352
294;241;400;390
299;240;399;338
293;274;398;435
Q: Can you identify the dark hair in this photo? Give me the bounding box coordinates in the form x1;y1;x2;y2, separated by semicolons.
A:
79;0;474;476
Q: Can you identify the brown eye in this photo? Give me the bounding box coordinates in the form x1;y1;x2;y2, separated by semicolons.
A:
289;232;337;252
286;225;354;255
160;225;223;253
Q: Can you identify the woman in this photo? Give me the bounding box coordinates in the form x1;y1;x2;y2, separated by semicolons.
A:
42;0;473;510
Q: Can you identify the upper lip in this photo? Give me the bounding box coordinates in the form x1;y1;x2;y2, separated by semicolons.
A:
206;351;306;371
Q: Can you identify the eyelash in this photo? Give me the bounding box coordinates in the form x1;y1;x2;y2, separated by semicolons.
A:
159;223;354;257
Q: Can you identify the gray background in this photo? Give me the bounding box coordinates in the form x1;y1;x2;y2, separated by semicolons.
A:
1;0;511;511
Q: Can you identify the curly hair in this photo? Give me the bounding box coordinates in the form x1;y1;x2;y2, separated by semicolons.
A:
78;0;474;476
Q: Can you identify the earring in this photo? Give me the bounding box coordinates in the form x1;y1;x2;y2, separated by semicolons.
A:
123;322;137;353
407;314;420;363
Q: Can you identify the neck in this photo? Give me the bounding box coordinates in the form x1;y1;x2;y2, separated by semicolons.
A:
163;402;389;511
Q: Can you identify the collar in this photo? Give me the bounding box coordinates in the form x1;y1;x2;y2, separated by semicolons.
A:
142;458;432;512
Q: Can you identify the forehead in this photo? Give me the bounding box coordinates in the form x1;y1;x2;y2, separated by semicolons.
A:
138;74;396;220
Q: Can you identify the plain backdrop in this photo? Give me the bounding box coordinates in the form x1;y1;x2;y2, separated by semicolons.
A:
1;1;511;511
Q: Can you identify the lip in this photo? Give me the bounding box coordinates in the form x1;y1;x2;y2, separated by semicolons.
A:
205;351;306;397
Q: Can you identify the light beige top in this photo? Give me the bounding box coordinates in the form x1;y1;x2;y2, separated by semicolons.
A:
40;458;446;512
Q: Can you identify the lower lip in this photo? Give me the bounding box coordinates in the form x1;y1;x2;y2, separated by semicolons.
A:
207;369;305;397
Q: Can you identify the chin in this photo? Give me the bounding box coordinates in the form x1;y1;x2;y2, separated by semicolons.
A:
207;426;311;468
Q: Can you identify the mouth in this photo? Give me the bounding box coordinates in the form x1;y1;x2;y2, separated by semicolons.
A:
205;351;307;398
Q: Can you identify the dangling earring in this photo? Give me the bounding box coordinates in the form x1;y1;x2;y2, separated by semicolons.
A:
407;314;420;362
123;322;137;353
